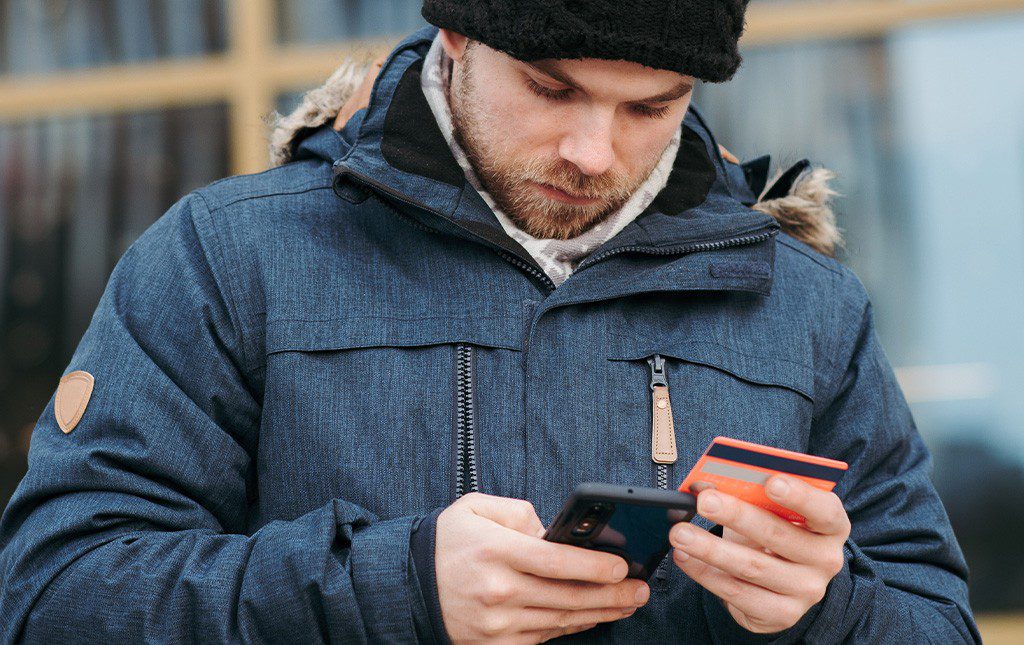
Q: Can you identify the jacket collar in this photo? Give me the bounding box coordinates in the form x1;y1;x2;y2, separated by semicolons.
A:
295;25;780;296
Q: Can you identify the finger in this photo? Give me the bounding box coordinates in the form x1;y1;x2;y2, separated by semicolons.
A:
358;54;386;96
515;574;648;610
695;490;824;563
336;85;372;126
464;493;546;536
669;523;814;596
765;475;851;538
718;144;740;164
722;526;766;551
672;549;801;627
531;623;600;644
333;58;385;130
517;605;638;633
501;531;630;583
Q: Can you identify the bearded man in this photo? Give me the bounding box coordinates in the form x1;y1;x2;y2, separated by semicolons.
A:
0;1;978;643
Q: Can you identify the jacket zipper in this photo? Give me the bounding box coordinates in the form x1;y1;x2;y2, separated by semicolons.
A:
455;344;479;497
334;163;779;292
575;228;779;274
647;354;677;489
649;353;677;584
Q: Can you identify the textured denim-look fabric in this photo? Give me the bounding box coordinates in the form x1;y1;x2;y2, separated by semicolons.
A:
0;25;979;644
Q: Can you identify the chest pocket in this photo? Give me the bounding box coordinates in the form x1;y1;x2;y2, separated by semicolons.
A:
257;314;525;524
606;340;816;491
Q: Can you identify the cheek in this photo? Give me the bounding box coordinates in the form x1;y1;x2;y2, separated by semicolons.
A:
483;91;554;152
618;119;684;167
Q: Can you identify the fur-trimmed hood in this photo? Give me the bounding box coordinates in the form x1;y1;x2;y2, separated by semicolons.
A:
266;57;843;257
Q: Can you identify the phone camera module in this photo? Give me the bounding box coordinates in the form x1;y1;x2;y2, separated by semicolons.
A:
571;503;609;537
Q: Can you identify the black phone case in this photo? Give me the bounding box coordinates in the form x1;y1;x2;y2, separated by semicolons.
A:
542;483;698;580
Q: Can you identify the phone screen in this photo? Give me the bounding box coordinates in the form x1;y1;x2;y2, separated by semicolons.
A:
577;501;693;578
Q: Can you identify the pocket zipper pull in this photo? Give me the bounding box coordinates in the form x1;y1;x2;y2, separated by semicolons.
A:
647;354;678;465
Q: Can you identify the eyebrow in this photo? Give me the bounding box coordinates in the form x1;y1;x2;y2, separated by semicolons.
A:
523;60;694;103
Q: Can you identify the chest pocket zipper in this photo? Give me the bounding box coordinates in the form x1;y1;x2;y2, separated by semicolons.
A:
648;354;678;584
648;354;678;489
455;344;479;498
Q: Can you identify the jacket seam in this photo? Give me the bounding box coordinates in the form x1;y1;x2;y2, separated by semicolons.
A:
205;183;333;213
607;335;814;371
816;285;868;418
265;314;515;324
192;192;255;377
777;235;842;274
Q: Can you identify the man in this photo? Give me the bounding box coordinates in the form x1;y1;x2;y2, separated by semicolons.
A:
0;1;979;643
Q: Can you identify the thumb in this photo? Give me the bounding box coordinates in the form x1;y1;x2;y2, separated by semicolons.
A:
463;493;545;537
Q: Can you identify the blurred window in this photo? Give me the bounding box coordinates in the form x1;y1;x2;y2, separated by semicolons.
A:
0;0;228;76
275;0;425;44
0;104;230;510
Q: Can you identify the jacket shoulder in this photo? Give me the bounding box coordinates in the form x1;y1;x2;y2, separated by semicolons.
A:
771;231;874;407
196;158;334;214
774;231;869;307
775;231;842;274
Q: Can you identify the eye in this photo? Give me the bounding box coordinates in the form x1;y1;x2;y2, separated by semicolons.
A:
527;76;672;119
525;77;573;101
631;104;671;119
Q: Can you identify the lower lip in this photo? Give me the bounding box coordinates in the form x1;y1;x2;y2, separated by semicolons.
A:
533;182;601;205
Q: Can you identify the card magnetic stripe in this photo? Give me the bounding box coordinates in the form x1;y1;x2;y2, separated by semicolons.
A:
699;460;771;484
706;443;845;483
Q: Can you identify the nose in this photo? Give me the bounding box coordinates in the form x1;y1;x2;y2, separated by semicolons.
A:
558;110;616;177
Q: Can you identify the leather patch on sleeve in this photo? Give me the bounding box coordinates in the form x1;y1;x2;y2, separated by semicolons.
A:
55;370;95;434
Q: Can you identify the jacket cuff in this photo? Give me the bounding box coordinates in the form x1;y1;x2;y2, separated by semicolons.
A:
349;514;433;643
701;542;855;644
410;507;451;644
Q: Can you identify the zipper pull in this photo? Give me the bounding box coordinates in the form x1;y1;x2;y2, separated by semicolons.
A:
647;354;677;465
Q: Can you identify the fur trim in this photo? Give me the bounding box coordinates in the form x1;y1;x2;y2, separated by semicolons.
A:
268;61;844;257
752;166;844;257
266;58;374;168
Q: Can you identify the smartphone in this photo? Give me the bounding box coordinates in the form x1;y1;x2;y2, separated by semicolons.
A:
542;482;697;580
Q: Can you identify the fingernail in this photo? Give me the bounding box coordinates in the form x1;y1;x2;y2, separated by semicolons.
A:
634;585;650;605
699;491;721;515
672;525;692;546
767;477;790;498
674;548;690;562
612;561;629;579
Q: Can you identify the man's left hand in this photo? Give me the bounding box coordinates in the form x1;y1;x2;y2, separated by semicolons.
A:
669;475;850;634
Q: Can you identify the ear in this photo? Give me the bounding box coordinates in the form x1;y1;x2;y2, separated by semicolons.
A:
438;28;470;61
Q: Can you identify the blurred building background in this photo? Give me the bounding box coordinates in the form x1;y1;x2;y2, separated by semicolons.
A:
1;0;1022;639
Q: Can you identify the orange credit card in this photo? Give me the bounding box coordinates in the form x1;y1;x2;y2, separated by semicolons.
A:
678;437;848;524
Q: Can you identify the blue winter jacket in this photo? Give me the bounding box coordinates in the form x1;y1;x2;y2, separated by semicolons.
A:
0;25;979;644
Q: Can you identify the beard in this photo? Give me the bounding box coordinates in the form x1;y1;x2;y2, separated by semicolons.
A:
448;47;666;241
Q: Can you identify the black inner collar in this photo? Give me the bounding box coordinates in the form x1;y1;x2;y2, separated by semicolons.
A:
380;56;718;220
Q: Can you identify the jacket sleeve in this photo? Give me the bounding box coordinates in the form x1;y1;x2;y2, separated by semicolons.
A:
0;192;433;644
701;279;981;644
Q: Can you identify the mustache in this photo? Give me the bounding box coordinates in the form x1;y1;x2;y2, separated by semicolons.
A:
520;158;638;202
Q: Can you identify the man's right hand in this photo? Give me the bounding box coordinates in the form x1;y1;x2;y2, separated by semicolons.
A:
435;492;650;644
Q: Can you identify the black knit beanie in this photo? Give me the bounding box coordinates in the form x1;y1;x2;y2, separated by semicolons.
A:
421;0;750;83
